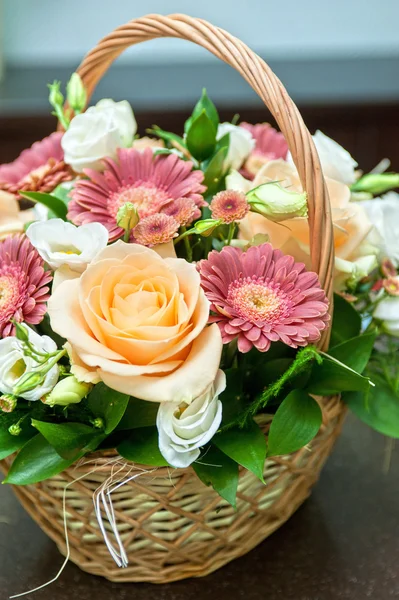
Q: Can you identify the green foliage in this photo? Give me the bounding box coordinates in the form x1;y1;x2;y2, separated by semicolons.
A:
330;293;361;346
307;333;376;395
0;426;37;460
345;374;399;438
87;383;129;434
147;127;186;149
186;110;217;161
214;419;267;481
202;146;229;197
116;397;159;430
190;88;219;130
18;191;68;220
4;434;75;485
230;345;320;429
193;445;239;508
117;427;169;466
31;420;104;460
267;390;322;457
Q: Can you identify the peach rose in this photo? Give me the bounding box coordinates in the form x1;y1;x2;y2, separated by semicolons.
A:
233;160;378;290
48;241;223;402
0;191;33;239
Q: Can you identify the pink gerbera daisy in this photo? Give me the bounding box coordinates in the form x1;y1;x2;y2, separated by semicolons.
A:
0;132;72;197
133;214;179;247
240;122;288;179
68;148;206;242
210;190;249;223
198;244;329;353
0;235;52;337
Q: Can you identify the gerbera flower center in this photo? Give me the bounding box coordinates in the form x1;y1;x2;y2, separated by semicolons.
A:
108;182;171;220
0;273;21;313
227;276;290;323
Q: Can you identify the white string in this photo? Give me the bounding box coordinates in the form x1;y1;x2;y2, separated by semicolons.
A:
9;456;121;599
93;463;157;568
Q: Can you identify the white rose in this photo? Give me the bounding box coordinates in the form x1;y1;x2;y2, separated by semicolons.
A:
217;123;255;171
287;130;358;185
157;370;226;468
373;294;399;337
26;219;109;272
61;99;137;172
0;327;59;401
360;192;399;266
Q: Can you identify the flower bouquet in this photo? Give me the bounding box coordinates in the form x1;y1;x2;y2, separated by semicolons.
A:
1;14;399;586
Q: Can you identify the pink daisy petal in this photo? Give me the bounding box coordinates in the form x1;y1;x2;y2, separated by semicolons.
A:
0;235;52;337
69;148;206;241
198;243;329;353
0;132;72;197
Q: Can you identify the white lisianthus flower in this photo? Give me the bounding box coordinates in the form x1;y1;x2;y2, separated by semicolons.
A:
157;370;226;468
26;219;109;272
373;294;399;337
360;192;399;266
61;99;137;172
217;123;255;171
288;130;358;185
0;327;59;401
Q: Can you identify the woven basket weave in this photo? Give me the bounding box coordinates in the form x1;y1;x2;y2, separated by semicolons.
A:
1;14;345;584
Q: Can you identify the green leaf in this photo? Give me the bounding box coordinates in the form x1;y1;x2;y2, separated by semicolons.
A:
87;383;129;434
330;293;361;346
0;427;37;460
186;110;217;161
116;397;159;431
267;390;322;457
203;146;228;196
4;434;75;485
31;420;104;460
193;445;238;508
147;127;185;148
306;354;373;396
117;427;169;466
52;184;73;205
219;368;246;427
214;419;266;481
345;375;399;438
306;334;376;396
191;88;219;130
18;191;68;220
328;331;376;374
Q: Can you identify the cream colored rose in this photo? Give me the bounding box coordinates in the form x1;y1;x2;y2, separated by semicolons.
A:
234;160;378;291
48;241;223;402
0;191;33;239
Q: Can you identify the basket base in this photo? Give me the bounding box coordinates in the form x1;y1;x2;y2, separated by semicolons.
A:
1;398;346;584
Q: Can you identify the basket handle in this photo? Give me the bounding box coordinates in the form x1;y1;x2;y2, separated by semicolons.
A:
74;13;334;348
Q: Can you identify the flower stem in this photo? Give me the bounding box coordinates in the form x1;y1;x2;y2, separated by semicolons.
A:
226;222;235;246
123;228;131;243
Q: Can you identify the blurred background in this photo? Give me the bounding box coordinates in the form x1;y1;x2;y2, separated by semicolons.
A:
0;0;399;168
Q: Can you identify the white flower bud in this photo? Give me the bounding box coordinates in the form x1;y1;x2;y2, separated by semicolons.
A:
43;375;92;407
247;182;308;222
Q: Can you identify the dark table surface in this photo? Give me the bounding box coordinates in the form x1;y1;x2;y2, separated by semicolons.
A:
1;415;398;600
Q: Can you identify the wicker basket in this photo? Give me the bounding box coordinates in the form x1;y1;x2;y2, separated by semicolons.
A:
1;14;345;584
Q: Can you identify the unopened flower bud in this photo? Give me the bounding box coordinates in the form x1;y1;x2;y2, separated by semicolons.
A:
43;375;92;407
14;322;30;344
0;395;17;413
351;173;399;195
117;202;140;231
92;417;104;429
66;73;87;113
193;219;222;237
13;371;44;396
48;80;64;109
247;183;308;223
8;423;22;436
